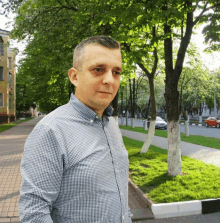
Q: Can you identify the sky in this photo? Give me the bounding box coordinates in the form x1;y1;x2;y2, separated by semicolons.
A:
1;13;220;72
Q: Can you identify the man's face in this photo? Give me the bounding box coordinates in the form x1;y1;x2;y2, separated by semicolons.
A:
68;44;122;116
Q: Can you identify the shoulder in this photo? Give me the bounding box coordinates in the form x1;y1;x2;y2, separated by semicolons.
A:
36;103;73;129
106;117;122;134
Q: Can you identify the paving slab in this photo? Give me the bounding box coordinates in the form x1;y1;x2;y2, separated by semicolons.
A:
0;117;42;221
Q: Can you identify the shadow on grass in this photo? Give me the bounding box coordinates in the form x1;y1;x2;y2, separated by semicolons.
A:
139;172;174;193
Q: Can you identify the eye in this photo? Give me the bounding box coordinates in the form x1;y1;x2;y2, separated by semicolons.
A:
113;71;121;75
93;68;104;73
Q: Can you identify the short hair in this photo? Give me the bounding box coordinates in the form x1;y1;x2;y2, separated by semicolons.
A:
73;35;120;70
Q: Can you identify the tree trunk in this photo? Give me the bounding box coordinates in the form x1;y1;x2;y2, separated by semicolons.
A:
131;118;135;128
121;117;124;126
120;86;124;126
112;91;119;125
129;78;136;128
143;97;151;131
164;80;182;176
143;119;148;131
167;120;181;176
126;84;128;126
140;77;156;153
199;116;202;124
185;120;189;137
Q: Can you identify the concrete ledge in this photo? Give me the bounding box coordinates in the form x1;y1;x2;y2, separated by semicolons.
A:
151;200;201;219
201;198;220;214
129;178;220;219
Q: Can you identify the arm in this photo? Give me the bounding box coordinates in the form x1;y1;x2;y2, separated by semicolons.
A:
19;124;63;222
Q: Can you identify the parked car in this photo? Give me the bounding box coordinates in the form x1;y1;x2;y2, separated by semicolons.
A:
205;117;220;128
148;116;167;130
38;112;42;116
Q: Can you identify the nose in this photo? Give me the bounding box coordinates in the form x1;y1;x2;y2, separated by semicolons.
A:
102;70;114;85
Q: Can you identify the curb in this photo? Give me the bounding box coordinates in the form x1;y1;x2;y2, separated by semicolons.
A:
129;178;220;219
180;123;204;126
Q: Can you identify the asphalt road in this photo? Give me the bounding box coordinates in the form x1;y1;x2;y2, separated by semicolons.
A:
120;119;220;139
132;212;220;223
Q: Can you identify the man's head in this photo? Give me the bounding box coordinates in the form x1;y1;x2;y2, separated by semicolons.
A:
68;35;122;117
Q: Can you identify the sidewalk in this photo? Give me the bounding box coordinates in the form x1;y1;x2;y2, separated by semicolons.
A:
0;117;154;222
2;118;219;222
120;129;220;167
0;117;42;222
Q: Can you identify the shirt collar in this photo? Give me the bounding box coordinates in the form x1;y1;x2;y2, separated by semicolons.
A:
69;93;114;121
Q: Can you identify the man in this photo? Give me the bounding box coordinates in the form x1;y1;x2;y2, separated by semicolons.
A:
19;35;132;223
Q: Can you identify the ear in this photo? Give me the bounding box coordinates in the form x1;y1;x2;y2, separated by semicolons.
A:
68;67;79;87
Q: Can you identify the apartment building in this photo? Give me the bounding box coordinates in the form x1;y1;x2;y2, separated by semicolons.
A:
0;28;18;124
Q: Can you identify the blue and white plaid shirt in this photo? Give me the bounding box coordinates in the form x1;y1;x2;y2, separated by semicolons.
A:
19;93;132;223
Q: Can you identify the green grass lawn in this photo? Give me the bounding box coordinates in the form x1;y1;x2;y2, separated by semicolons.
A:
124;136;220;204
119;125;220;150
0;117;35;134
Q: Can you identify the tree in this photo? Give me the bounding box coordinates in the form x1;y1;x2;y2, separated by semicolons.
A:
6;0;220;177
177;43;212;134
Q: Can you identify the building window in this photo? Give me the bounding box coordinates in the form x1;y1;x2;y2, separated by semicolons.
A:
9;57;12;69
0;93;3;106
0;67;3;81
0;36;4;56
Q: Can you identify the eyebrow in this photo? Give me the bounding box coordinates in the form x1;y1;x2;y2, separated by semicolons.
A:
90;63;122;72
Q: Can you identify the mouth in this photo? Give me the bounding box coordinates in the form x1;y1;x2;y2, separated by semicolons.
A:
98;91;112;94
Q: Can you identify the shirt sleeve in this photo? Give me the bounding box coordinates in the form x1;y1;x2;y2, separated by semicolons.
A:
19;123;64;222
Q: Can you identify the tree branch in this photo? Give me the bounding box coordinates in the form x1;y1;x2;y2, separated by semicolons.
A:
174;1;194;80
193;2;208;26
137;62;151;77
151;26;158;76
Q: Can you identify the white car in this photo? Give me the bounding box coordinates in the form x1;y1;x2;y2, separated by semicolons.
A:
148;116;167;130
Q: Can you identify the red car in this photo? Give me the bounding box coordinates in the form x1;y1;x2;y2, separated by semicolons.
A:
205;117;220;128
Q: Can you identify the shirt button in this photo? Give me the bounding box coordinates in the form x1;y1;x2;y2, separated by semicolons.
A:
90;120;93;123
122;216;124;219
96;115;99;119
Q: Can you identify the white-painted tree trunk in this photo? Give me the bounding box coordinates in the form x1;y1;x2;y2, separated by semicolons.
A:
121;117;124;126
143;119;148;131
199;116;202;124
167;120;182;176
113;116;118;125
185;120;189;137
140;120;155;153
131;118;135;128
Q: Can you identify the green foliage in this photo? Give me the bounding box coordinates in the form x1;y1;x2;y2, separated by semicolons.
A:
177;43;219;114
3;0;220;116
